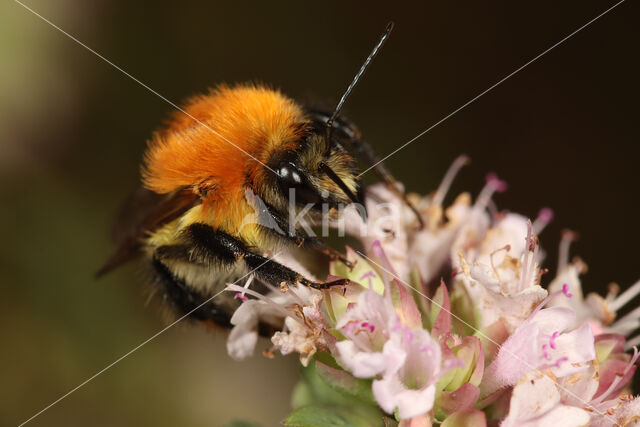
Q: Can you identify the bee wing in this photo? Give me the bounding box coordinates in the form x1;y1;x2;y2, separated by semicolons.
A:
97;186;199;277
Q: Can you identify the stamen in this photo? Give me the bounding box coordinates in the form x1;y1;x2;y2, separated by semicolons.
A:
475;173;508;213
609;280;640;313
360;321;375;333
360;271;377;289
562;283;573;298
520;220;534;291
549;331;560;349
487;198;500;219
234;293;249;302
558;229;578;273
234;274;255;301
486;173;508;193
431;155;470;207
532;208;554;234
536;268;549;285
606;282;620;303
225;284;292;319
527;284;573;321
490;244;511;282
609;305;640;335
523;235;540;291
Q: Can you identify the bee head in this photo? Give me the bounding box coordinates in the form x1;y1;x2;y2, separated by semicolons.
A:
268;131;365;221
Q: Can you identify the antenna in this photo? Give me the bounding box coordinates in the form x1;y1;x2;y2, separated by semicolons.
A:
326;22;394;145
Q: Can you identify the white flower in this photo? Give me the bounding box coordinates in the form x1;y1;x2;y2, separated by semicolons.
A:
339;155;472;283
226;274;328;366
455;217;548;332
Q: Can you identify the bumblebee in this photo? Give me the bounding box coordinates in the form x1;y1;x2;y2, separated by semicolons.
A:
99;23;421;330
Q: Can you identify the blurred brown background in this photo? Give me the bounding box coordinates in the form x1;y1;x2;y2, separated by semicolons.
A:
1;1;638;425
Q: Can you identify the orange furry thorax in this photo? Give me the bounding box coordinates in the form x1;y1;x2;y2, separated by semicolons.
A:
142;84;307;230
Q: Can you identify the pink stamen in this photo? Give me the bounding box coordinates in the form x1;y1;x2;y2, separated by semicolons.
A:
538;207;554;223
485;173;508;193
474;173;507;213
360;321;375;333
225;284;295;320
360;271;376;280
549;331;559;349
532;208;554;234
234;292;249;302
562;283;573;298
527;285;574;322
360;271;376;290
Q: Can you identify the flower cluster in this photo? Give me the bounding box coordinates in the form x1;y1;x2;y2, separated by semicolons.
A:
226;156;640;426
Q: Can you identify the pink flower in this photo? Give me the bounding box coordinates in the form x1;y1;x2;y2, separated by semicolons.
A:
503;340;640;426
481;291;595;397
590;395;640;426
334;288;402;378
549;232;640;346
372;325;448;419
501;373;591;427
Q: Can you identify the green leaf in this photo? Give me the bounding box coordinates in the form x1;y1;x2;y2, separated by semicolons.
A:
283;405;383;427
291;378;316;409
292;353;375;408
288;354;384;425
315;361;375;404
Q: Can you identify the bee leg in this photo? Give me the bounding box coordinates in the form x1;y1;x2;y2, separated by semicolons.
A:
185;223;352;290
150;254;232;327
242;251;352;290
153;244;281;336
349;138;425;229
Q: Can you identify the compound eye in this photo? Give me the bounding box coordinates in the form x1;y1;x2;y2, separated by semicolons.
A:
277;162;321;205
